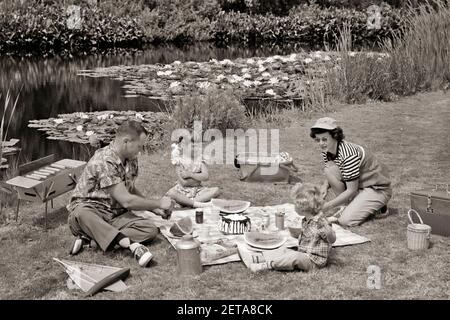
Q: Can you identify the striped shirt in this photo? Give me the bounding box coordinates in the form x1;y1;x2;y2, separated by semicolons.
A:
322;140;363;182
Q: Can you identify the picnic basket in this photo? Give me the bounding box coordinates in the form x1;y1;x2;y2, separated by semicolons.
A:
407;209;431;250
234;152;300;183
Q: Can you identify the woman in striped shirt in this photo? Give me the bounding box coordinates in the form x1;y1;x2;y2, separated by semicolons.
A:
310;117;392;226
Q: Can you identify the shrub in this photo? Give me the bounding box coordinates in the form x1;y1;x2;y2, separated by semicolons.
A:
170;88;248;133
213;4;404;48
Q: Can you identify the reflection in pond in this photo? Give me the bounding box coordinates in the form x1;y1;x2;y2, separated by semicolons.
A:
0;43;307;163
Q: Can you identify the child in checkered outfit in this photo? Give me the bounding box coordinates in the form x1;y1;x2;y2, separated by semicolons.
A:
249;183;336;272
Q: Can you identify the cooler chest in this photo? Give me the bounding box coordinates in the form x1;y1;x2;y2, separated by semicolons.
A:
410;188;450;237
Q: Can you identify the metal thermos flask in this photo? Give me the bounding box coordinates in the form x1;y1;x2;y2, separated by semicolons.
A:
175;235;202;276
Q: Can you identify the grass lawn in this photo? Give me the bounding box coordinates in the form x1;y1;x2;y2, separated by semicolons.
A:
1;91;450;300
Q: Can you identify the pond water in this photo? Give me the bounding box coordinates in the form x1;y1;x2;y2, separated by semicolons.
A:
0;42;310;164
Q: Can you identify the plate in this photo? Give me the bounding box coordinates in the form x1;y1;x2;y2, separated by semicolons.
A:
244;231;287;250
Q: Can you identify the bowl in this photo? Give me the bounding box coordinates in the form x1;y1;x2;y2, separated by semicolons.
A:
288;226;303;238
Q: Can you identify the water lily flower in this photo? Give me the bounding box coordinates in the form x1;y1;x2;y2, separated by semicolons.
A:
76;125;83;132
242;80;253;87
216;74;226;81
262;72;271;78
197;82;211;89
173;61;181;65
257;59;264;65
231;75;243;82
157;70;173;76
54;119;64;124
289;53;297;61
323;55;331;61
228;78;237;84
348;52;357;57
258;66;266;73
170;81;180;88
281;76;289;81
219;59;233;65
242;73;252;79
135;113;144;120
97;114;109;121
253;80;262;86
85;131;94;136
313;51;322;59
247;58;255;64
163;64;172;69
210;58;219;64
265;89;276;96
303;58;313;64
75;112;89;119
269;77;279;85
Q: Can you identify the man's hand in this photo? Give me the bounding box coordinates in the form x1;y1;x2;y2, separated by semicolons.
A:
153;208;172;220
159;197;174;211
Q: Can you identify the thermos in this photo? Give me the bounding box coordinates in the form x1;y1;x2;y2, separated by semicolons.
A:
175;235;202;276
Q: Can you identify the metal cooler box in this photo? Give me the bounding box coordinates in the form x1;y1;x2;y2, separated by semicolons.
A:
410;185;450;237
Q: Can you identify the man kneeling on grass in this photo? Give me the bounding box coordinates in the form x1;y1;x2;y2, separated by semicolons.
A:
67;120;173;267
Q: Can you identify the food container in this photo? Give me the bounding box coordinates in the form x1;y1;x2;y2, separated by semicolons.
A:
219;214;251;235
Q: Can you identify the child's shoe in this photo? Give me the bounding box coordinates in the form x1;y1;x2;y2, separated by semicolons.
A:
130;243;153;267
250;262;272;273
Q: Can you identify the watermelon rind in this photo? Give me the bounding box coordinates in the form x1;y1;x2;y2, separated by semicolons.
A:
170;217;193;237
211;199;251;214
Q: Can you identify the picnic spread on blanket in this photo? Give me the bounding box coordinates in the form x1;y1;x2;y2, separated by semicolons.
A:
135;202;370;268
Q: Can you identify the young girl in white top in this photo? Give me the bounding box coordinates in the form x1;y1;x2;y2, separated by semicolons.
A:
166;136;220;208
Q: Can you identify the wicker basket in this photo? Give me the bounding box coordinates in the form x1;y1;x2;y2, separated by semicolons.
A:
407;209;431;250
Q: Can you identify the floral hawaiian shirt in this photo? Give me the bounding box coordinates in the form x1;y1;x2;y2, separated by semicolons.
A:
67;144;138;219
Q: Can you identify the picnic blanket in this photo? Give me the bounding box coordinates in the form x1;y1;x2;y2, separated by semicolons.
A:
134;203;370;267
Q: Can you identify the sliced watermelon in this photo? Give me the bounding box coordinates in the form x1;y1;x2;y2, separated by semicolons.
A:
170;217;193;237
211;199;251;214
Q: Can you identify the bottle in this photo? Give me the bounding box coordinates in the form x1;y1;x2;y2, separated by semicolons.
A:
175;235;202;276
261;213;270;230
275;209;285;230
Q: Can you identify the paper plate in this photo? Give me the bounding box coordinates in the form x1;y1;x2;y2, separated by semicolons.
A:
244;231;287;250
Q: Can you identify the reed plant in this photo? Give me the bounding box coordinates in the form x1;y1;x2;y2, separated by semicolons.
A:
328;0;450;104
0;89;20;221
382;0;450;95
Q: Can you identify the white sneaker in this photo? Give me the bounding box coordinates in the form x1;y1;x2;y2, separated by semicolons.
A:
130;243;153;267
250;262;272;273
